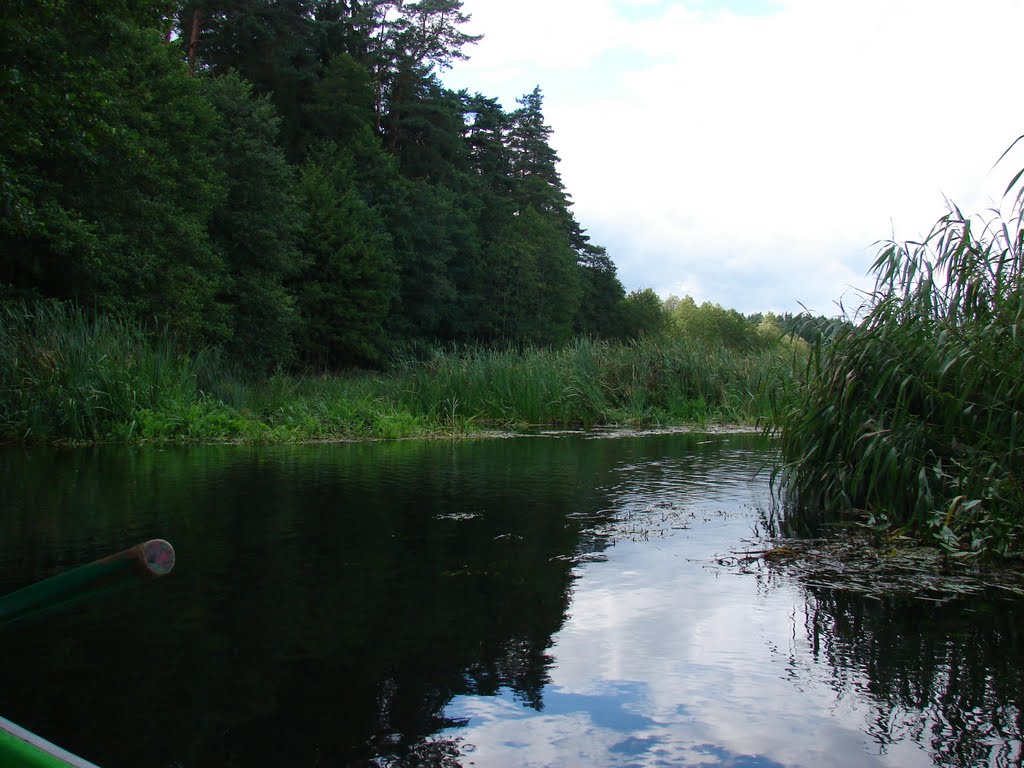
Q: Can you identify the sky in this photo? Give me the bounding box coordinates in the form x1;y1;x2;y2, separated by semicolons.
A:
440;0;1024;316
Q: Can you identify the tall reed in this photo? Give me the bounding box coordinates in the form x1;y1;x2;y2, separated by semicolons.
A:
1;303;796;443
0;301;208;442
389;337;789;428
769;160;1024;557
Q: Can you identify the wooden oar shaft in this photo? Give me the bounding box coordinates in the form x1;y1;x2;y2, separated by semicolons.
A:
0;539;175;625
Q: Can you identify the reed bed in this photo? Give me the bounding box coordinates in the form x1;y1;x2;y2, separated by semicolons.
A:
0;303;795;444
0;302;209;441
769;164;1024;557
387;337;787;428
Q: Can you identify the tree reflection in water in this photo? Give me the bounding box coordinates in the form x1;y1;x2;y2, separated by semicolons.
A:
4;437;1023;767
798;588;1023;767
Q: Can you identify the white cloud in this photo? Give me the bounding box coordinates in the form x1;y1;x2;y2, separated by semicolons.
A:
443;0;1024;314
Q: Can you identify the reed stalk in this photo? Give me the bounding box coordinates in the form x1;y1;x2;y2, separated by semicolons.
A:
769;155;1024;557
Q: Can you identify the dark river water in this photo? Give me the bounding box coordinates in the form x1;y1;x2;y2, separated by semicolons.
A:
0;433;1021;767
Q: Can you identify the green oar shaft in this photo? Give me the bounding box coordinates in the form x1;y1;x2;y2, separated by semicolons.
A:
0;539;175;625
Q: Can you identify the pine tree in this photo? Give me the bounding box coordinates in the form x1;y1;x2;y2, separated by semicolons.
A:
201;73;306;370
294;143;399;368
575;245;627;338
176;1;321;157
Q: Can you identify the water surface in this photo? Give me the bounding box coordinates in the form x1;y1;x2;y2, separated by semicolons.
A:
0;433;1020;767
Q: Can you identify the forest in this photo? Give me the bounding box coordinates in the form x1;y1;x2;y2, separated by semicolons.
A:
2;0;660;371
1;0;821;441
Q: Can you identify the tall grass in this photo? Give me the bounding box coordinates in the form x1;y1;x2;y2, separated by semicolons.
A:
769;159;1024;557
0;302;797;444
0;302;210;441
388;337;789;428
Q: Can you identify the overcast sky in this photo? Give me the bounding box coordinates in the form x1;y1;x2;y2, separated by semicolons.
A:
441;0;1024;316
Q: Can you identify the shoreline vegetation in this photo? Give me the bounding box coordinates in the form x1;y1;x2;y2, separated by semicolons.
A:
1;1;809;450
0;301;800;446
768;151;1024;562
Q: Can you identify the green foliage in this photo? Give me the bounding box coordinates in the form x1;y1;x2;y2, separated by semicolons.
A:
619;289;668;339
575;246;627;339
0;302;207;442
178;0;322;158
201;72;305;371
770;165;1024;558
2;0;645;397
379;177;459;339
384;72;469;180
665;296;770;350
0;302;794;444
309;53;376;146
293;144;399;368
391;337;790;428
490;208;582;345
509;88;565;206
775;311;846;345
462;92;514;193
1;0;228;343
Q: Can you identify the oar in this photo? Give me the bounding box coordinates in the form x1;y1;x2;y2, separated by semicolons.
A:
0;539;175;626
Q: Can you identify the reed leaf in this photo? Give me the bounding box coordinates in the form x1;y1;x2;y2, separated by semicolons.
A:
768;158;1024;558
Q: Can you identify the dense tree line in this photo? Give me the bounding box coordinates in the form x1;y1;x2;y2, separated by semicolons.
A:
1;0;656;372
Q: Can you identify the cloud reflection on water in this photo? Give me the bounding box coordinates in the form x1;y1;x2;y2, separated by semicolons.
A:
441;443;938;767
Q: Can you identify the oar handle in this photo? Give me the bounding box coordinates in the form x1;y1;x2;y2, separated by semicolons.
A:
96;539;175;576
0;539;175;625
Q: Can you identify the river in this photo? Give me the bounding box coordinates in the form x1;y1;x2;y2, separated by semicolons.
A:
0;432;1020;767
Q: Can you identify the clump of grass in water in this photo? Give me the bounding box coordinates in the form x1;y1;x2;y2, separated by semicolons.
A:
769;149;1024;558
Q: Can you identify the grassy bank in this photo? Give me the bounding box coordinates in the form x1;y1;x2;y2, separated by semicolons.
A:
0;301;797;445
768;164;1024;559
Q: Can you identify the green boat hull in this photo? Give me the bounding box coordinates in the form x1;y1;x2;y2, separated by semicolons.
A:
0;716;100;767
0;540;176;765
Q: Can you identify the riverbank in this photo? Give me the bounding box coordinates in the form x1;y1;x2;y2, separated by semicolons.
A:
0;302;798;446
